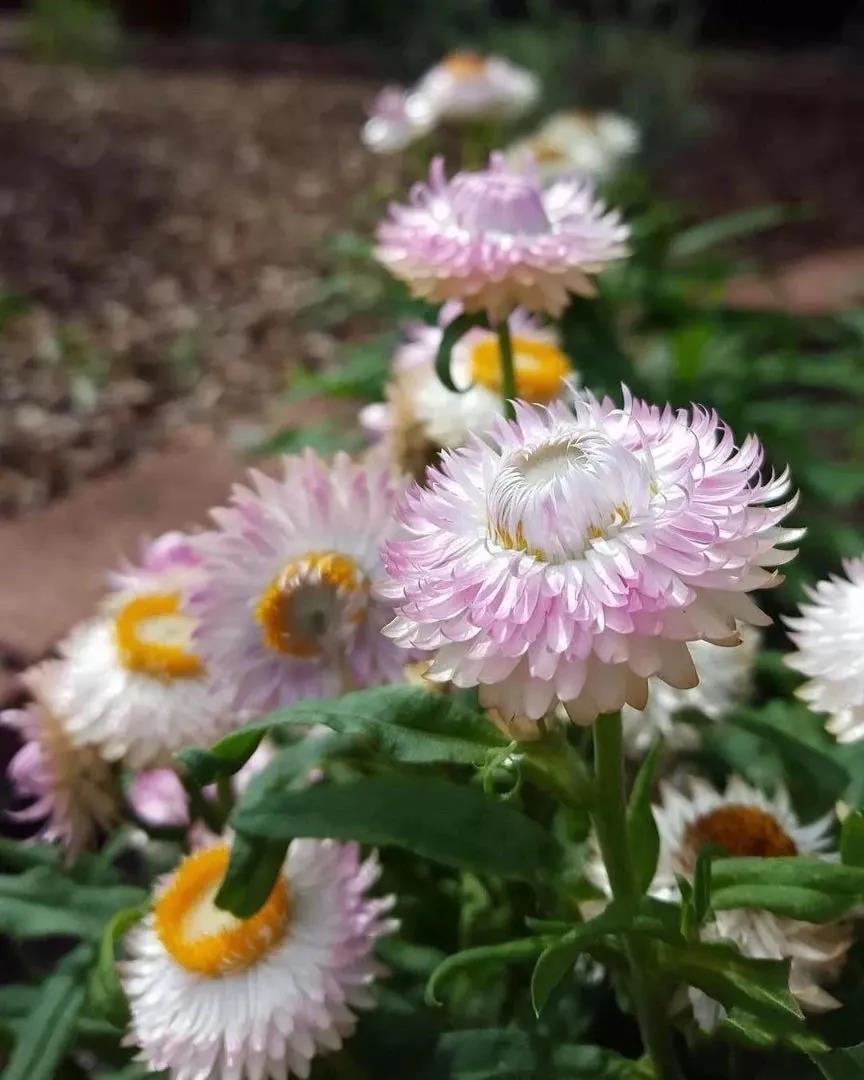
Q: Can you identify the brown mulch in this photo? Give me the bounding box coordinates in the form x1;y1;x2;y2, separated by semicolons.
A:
0;41;862;518
0;46;384;515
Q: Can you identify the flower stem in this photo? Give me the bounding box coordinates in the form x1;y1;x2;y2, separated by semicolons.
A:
592;712;684;1080
496;320;516;421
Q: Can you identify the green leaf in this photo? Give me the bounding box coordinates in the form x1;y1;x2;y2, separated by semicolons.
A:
670;204;793;259
730;704;849;816
249;420;363;458
231;775;558;883
217;685;507;768
656;940;802;1025
804;461;864;508
711;857;864;896
427;1028;634;1078
435;312;488;393
841;811;864;868
712;883;854;922
626;739;662;894
811;1043;864;1080
531;905;634;1017
721;1008;828;1055
427;939;544;1005
0;868;146;940
214;834;288;919
530;898;684;1018
3;947;90;1080
176;727;265;787
87;904;148;1026
691;846;714;926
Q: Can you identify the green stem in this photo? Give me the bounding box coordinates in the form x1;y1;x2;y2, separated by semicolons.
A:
496;320;516;420
182;776;228;835
592;713;684;1080
216;775;235;821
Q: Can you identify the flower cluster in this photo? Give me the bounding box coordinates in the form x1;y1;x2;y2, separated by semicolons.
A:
585;776;852;1028
381;389;798;724
376;154;629;319
6;44;864;1080
362;305;575;475
362;51;539;155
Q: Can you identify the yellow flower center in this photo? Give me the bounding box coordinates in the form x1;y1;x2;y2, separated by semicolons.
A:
443;50;487;78
686;804;797;859
155;845;291;977
469;336;570;404
114;592;203;680
255;550;367;659
530;139;568;165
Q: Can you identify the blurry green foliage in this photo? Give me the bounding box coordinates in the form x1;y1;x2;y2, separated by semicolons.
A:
27;0;122;67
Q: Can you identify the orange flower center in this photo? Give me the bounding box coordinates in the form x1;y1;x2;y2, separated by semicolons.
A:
442;51;487;78
114;592;203;680
155;845;291;977
686;804;797;859
469;336;570;404
255;550;367;659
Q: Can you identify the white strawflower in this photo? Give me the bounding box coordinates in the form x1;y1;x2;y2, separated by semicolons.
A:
506;110;640;183
785;558;864;742
121;840;396;1080
585;776;851;1030
55;534;230;768
361;307;574;470
621;627;761;756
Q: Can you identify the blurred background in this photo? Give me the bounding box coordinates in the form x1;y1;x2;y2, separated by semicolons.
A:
0;0;862;701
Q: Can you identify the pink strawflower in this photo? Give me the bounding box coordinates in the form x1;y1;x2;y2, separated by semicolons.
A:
127;769;190;830
121;839;396;1080
2;662;119;857
785;558;864;742
189;452;411;715
381;388;799;723
110;531;204;593
375;154;629;320
361;85;435;154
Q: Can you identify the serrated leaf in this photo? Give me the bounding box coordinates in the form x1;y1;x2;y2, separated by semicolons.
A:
722;1007;828;1055
656;940;802;1025
232;774;558;883
626;738;662;894
841;810;864;868
435;312;488;393
211;686;507;771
